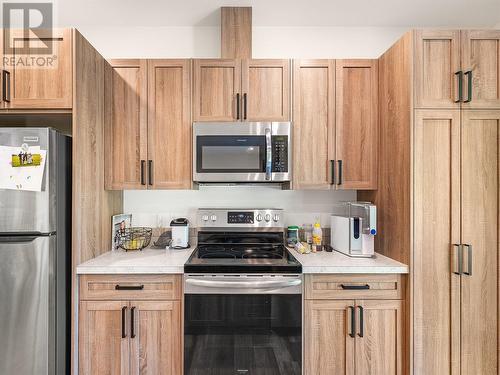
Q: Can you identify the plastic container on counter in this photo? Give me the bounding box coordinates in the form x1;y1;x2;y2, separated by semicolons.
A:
287;226;300;246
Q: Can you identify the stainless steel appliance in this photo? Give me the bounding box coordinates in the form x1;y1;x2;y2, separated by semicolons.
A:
193;122;291;183
0;128;71;375
331;201;377;258
184;208;302;375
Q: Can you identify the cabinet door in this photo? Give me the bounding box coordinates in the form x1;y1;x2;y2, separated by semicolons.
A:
460;110;500;375
241;59;290;121
130;301;182;375
413;110;461;375
192;59;241;121
355;300;402;375
104;59;148;189
3;28;72;108
292;59;335;190
461;30;500;109
335;59;378;190
414;30;461;109
304;300;355;375
79;301;130;375
147;60;191;189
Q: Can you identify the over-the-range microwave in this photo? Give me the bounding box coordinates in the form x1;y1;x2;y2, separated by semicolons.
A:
193;122;291;183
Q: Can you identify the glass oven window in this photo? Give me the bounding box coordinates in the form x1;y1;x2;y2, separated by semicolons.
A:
196;136;266;173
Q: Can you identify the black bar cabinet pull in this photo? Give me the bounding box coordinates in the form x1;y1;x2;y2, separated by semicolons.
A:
464;70;472;103
115;284;144;290
452;244;462;275
243;93;247;120
121;306;127;338
454;71;463;103
330;160;336;185
341;284;370;290
236;93;240;119
463;244;473;276
348;306;356;338
130;307;136;338
2;70;10;103
358;306;364;338
148;160;153;186
140;160;146;185
337;160;343;185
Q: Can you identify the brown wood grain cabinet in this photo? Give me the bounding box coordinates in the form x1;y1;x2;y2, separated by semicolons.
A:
193;58;290;122
414;29;500;109
293;59;378;190
304;275;403;375
79;275;182;375
105;59;191;190
1;28;73;109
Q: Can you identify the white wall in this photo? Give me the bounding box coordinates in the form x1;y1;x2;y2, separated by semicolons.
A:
85;25;405;226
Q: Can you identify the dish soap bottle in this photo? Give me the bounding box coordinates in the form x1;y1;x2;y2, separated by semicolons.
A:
312;219;322;252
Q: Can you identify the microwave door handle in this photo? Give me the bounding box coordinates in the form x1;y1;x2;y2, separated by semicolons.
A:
265;128;272;181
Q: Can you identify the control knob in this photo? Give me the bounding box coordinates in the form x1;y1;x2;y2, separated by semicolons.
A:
201;215;209;222
256;214;263;222
210;214;217;222
273;214;280;222
264;213;271;222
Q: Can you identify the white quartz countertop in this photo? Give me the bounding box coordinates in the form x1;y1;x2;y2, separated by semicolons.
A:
290;248;408;274
76;247;196;274
77;245;408;275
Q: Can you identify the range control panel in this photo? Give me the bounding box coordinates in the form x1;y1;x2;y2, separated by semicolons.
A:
197;208;284;229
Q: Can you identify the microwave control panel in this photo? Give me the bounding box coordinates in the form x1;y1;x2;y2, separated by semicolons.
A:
272;136;288;173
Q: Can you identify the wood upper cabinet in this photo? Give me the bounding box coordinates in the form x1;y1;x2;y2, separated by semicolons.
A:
413;109;461;375
129;301;182;375
79;301;129;375
241;59;290;121
193;59;241;121
460;110;500;375
147;60;191;189
414;30;461;108
2;28;72;108
305;300;355;375
292;59;335;189
461;30;500;109
335;59;378;190
105;59;148;190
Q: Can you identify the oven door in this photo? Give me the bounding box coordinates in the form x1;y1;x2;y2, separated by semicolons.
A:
184;274;302;375
193;122;289;183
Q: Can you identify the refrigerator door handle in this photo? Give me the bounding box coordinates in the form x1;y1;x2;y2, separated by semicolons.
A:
0;234;48;243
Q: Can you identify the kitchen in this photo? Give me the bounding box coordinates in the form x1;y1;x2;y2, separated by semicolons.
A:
0;1;499;375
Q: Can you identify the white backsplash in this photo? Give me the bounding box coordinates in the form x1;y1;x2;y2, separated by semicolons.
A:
124;187;357;228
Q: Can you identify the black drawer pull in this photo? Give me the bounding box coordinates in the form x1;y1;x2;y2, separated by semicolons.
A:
115;284;144;290
348;305;355;338
121;306;127;338
130;306;136;338
341;284;370;290
358;306;364;338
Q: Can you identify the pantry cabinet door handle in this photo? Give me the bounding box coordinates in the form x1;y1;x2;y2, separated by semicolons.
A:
348;306;356;338
148;160;153;186
463;244;472;276
130;307;136;338
341;284;370;290
358;306;364;338
243;93;247;120
121;306;127;338
452;244;462;275
464;71;472;103
236;93;240;120
2;70;10;103
337;160;343;185
454;71;463;103
140;160;146;185
330;160;336;185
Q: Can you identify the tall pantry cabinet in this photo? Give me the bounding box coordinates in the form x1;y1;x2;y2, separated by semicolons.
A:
359;29;500;375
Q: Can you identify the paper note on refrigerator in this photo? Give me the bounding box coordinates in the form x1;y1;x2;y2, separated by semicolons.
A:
0;145;47;191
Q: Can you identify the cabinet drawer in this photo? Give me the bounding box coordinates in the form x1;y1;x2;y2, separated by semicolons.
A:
304;274;402;300
79;274;182;301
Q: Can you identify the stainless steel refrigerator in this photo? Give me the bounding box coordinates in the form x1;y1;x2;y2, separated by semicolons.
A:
0;128;71;375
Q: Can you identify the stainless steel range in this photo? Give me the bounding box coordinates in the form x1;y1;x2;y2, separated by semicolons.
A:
184;208;302;375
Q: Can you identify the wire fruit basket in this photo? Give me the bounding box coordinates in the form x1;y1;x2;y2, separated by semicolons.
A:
118;227;152;251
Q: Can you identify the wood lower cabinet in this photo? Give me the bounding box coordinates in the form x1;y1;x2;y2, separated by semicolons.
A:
79;275;183;375
105;59;191;190
304;275;404;375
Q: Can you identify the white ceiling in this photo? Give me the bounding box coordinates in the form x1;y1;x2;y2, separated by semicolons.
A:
56;0;500;28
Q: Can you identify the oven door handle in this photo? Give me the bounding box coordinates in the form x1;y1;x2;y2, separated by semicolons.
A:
265;128;272;181
185;278;301;289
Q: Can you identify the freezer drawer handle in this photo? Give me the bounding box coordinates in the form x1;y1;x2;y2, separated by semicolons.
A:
341;284;370;290
115;284;144;290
